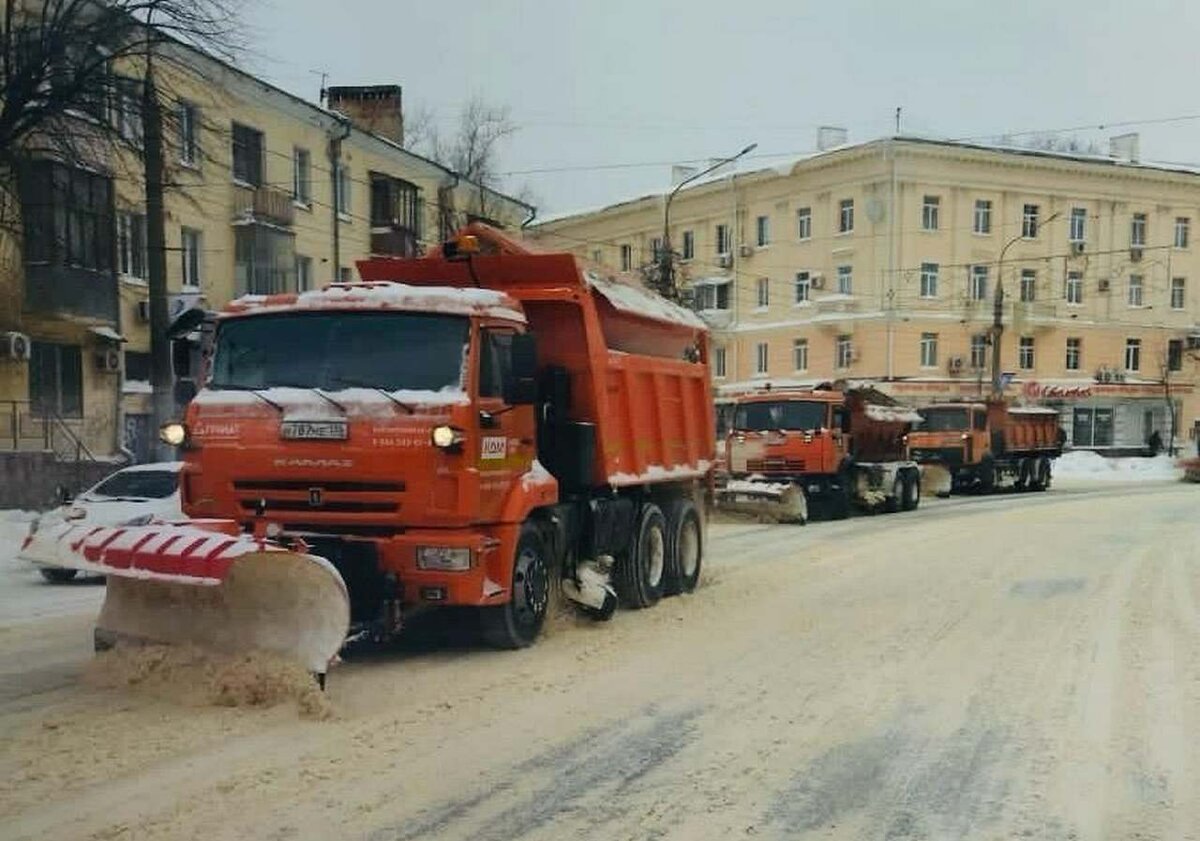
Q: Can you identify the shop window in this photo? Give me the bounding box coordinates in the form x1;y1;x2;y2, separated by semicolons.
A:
1073;407;1113;447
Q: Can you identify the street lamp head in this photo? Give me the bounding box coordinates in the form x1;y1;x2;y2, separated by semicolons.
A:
738;143;759;157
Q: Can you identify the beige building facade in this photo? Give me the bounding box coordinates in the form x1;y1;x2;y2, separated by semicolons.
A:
0;31;531;480
531;137;1200;453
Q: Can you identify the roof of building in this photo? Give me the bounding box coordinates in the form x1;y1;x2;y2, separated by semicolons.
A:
533;134;1200;228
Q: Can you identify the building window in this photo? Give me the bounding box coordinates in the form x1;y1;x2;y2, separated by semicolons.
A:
755;342;769;375
1175;217;1190;249
835;335;853;368
838;199;854;233
713;346;727;378
973;199;992;234
920;332;938;368
1065;337;1081;371
797;207;812;240
1169;339;1183;372
124;350;150;381
793;339;808;372
620;244;632;271
1131;213;1147;247
970;334;988;369
1125;338;1141;372
919;262;939;298
1018;336;1035;370
1065;271;1083;305
295;255;313;292
1069;207;1087;242
837;265;852;294
1171;276;1186;310
756;277;770;308
231;122;264;186
117;212;147;279
112;75;143;144
1128;274;1144;307
716;223;730;255
1020;269;1036;302
794;271;811;304
335;164;351;216
30;342;83;418
682;230;694;260
970;265;988;301
234;224;297;296
338;266;353;284
1073;407;1114;447
180;227;201;290
756;215;770;247
18;162;115;272
650;237;663;260
177;100;199;165
369;173;420;244
590;249;602;264
695;282;730;310
292;147;311;205
1022;203;1040;238
921;195;940;230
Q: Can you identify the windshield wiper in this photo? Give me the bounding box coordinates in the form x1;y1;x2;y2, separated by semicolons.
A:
330;377;416;414
253;383;348;414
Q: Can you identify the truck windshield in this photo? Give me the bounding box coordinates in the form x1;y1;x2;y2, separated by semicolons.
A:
919;407;970;431
210;312;469;392
734;400;827;432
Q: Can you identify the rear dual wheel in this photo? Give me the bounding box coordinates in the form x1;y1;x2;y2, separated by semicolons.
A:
664;499;703;595
615;504;667;609
901;470;920;511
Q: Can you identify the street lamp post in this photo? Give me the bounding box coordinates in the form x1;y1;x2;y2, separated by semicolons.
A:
990;211;1061;397
659;142;757;301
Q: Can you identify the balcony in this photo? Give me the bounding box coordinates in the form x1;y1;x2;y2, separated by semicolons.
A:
233;184;294;227
24;264;119;323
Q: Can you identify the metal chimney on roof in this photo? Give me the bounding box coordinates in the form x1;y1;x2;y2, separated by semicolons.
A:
1110;132;1140;163
817;126;849;151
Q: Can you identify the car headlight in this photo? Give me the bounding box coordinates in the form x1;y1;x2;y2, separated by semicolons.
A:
416;546;472;571
431;425;465;451
160;421;189;447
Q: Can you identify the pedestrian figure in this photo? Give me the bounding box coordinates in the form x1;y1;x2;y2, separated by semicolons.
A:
1148;429;1163;457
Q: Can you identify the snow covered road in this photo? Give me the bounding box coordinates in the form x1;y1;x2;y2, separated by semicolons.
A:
2;478;1199;840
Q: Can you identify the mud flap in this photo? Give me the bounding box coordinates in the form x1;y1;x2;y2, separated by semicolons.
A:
717;480;808;524
24;522;350;675
919;464;953;497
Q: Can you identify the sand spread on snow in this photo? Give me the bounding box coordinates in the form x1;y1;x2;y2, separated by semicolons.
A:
85;644;332;720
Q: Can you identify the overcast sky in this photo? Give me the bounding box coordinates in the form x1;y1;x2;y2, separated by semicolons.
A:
242;0;1200;218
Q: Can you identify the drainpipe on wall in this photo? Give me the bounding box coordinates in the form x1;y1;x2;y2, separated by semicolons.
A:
327;114;352;279
886;139;898;381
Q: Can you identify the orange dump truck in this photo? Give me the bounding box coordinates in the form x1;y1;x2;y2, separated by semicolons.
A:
907;401;1063;494
26;225;714;678
720;386;923;522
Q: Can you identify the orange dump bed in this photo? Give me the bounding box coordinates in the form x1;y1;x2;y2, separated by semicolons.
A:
1002;407;1061;452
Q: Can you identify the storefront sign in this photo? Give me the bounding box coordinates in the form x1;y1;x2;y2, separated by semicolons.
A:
1023;381;1093;399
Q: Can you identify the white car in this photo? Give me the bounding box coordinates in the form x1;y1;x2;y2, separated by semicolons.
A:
21;462;184;582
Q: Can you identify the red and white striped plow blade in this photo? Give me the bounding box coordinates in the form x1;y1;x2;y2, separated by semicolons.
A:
36;522;349;675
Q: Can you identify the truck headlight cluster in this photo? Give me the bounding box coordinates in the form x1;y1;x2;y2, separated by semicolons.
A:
431;425;465;451
416;546;472;571
160;421;190;447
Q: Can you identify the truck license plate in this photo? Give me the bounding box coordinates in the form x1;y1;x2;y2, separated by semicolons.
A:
280;420;348;440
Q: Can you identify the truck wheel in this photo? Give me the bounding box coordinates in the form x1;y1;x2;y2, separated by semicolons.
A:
1035;457;1052;491
978;457;996;494
663;499;703;596
829;471;852;520
481;524;550;649
902;470;920;511
887;475;904;513
614;503;667;609
39;567;79;583
1016;458;1032;491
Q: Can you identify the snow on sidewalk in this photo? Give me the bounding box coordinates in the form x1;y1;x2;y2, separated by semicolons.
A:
1054;451;1183;482
0;510;36;564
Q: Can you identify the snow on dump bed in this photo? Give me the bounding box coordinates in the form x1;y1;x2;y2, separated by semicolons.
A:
231;282;526;323
1008;406;1061;415
864;404;923;424
585;271;706;330
609;460;712;486
1054;451;1182;482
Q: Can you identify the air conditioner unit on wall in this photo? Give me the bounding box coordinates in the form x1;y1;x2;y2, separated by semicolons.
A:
810;273;825;289
2;331;31;361
1130;246;1143;262
136;300;151;322
1098;278;1111;292
1187;334;1200;350
738;244;754;258
94;349;121;373
948;355;965;373
1070;241;1086;255
716;254;733;269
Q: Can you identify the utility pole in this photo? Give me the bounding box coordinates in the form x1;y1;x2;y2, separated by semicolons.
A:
991;210;1061;397
895;106;902;134
142;52;172;459
659;142;757;301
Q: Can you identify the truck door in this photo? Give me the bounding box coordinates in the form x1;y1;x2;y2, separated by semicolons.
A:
476;328;533;521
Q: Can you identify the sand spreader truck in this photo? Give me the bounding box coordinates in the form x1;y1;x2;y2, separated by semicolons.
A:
21;225;715;681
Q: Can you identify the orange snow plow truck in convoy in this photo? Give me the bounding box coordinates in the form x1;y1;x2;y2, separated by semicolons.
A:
24;225;715;680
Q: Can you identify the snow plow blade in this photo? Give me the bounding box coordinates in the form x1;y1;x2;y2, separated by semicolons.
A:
920;464;953;497
716;479;808;524
25;522;349;675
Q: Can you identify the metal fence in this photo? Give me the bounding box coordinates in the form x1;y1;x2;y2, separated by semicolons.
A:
0;400;97;463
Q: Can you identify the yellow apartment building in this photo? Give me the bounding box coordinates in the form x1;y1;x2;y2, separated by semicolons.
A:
531;135;1200;454
0;31;531;501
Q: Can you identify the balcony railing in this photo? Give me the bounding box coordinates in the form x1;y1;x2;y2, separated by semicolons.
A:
1;400;97;463
233;184;295;227
24;264;119;322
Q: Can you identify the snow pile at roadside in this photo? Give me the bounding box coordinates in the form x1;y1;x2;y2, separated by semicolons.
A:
0;510;36;563
1054;451;1182;482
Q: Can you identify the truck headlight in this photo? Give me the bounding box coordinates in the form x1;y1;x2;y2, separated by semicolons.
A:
416;546;472;571
160;421;189;447
431;425;464;451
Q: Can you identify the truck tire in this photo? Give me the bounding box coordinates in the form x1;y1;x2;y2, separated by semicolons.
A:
1015;458;1032;491
901;470;920;511
663;499;703;596
978;456;996;494
887;474;904;513
614;503;667;609
39;567;79;583
829;470;852;520
1035;456;1052;491
481;524;550;649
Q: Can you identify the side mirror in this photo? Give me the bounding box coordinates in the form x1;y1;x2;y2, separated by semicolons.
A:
504;333;538;405
173;379;198;406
